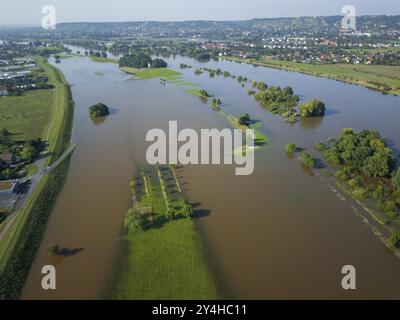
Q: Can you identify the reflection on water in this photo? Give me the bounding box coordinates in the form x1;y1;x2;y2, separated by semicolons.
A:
22;53;400;299
299;116;324;130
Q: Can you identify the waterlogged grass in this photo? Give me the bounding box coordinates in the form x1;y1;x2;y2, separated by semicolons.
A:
121;67;181;80
115;219;219;300
168;78;198;87
114;167;219;300
225;56;400;95
89;56;118;64
185;89;207;97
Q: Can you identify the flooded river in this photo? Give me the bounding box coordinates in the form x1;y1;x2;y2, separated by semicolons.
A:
22;53;400;299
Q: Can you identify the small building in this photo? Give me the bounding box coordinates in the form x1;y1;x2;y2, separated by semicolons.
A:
0;84;8;96
0;153;15;165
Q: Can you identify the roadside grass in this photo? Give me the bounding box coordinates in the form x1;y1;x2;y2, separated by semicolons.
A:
224;56;400;95
25;163;39;176
120;66;181;80
0;90;53;141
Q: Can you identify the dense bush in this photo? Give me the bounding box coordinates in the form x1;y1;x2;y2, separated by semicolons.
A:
323;129;396;178
151;58;167;68
89;103;110;118
299;100;326;117
119;53;152;68
255;86;299;108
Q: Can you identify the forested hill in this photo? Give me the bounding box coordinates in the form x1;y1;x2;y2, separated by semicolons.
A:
3;15;400;39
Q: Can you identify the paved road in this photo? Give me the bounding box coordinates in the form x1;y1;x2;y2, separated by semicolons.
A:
0;145;77;242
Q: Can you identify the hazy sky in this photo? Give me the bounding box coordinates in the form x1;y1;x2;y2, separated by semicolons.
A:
0;0;399;25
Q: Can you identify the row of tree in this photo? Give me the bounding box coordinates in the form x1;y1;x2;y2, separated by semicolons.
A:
119;53;167;69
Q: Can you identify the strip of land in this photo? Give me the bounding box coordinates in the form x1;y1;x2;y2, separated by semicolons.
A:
120;66;181;80
0;58;74;299
224;56;400;95
114;166;219;299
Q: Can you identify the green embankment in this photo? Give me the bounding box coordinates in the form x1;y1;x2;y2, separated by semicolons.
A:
224;56;400;95
0;158;71;299
114;166;219;300
0;58;74;299
37;58;74;165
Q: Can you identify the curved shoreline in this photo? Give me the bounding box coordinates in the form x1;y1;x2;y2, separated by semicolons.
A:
222;56;400;96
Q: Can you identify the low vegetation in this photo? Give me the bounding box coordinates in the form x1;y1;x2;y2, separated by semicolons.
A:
299;151;316;168
299;100;326;117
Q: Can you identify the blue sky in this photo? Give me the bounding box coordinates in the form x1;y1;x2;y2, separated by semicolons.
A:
1;0;399;25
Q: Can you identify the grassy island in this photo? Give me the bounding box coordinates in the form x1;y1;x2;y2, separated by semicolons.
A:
113;165;219;300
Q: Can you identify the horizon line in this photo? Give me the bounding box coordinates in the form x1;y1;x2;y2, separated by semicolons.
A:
1;13;400;28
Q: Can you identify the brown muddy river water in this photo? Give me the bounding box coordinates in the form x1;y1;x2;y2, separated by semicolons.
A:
22;53;400;299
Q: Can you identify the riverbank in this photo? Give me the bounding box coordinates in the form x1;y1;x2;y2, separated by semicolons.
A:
113;166;220;299
0;58;74;299
223;56;400;95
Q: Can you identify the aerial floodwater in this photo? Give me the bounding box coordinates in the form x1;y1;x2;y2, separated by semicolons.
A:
22;51;400;299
